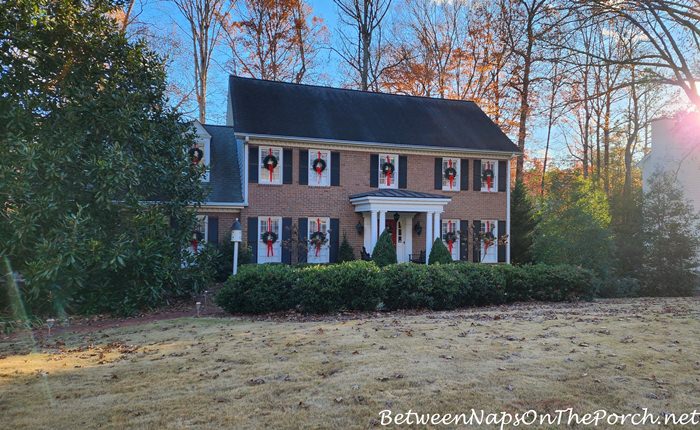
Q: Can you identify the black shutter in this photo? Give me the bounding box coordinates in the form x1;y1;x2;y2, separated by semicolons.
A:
434;158;442;190
282;217;292;264
370;154;379;187
248;145;258;183
208;216;219;246
283;149;293;184
460;220;469;261
460;159;469;191
297;218;308;263
498;220;506;263
398;155;407;189
331;152;340;186
247;217;258;264
330;218;340;263
472;220;481;263
498;160;507;192
299;149;308;185
473;160;481;191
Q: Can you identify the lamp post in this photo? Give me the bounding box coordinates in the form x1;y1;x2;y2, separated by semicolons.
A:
231;218;242;276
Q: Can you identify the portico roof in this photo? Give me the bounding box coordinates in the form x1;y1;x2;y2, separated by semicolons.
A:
349;189;451;213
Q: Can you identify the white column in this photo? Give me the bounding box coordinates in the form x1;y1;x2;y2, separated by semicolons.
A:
506;158;512;264
363;213;371;252
433;212;441;243
379;210;387;237
425;212;433;264
370;210;378;253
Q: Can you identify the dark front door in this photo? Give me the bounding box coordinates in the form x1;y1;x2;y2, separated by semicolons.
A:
385;219;397;247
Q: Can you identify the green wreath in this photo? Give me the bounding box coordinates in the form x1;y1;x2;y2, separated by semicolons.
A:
261;231;278;244
443;231;458;244
189;147;204;164
381;161;395;176
444;166;457;180
482;169;494;182
262;154;278;169
309;231;327;246
311;157;327;173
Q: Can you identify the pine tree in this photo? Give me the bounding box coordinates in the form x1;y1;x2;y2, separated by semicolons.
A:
337;233;355;262
510;180;537;264
372;229;397;267
428;239;452;265
640;173;700;296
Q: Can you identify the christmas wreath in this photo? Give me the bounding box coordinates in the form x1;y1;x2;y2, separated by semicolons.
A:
482;168;495;190
309;230;328;257
444;166;457;189
312;155;326;182
443;231;458;253
189;147;204;164
381;159;395;186
261;230;278;257
262;151;279;181
481;230;495;255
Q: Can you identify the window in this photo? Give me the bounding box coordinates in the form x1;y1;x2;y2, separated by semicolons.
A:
258;216;282;263
378;153;399;189
480;160;498;192
258;147;283;185
480;220;498;263
441;219;460;261
442;157;461;191
307;217;330;263
189;140;210;182
190;215;208;254
308;149;331;187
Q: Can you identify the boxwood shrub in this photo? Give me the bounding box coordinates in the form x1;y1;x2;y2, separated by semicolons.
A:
216;261;597;314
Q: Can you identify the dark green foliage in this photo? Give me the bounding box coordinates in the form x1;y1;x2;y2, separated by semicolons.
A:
640;173;700;296
597;277;641;298
294;261;382;312
216;262;597;314
510;180;537;264
0;0;206;315
337;233;355;262
428;239;453;265
609;188;644;278
533;173;614;276
212;242;253;282
372;229;397;267
215;264;297;314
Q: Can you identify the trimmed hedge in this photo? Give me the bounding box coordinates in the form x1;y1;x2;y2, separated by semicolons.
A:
216;261;597;314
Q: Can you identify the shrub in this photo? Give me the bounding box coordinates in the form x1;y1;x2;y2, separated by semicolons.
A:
452;263;507;306
499;264;597;302
215;264;296;314
428;239;453;265
337;234;355;262
382;264;433;309
597;277;641;298
295;261;382;312
372;230;396;267
213;241;252;282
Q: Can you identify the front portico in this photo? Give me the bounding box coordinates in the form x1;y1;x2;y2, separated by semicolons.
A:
349;190;451;264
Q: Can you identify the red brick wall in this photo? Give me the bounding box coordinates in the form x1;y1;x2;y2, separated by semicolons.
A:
239;146;508;262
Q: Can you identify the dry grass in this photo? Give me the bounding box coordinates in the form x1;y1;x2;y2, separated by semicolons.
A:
1;298;700;429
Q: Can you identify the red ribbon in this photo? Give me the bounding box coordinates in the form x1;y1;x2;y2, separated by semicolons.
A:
315;218;322;257
267;148;274;182
448;159;454;189
446;220;453;254
266;217;274;257
315;151;323;183
191;239;198;254
486;163;492;191
385;155;392;186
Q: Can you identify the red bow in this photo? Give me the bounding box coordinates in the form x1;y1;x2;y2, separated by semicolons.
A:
385;156;392;186
315;218;322;257
446;220;453;254
315;152;323;183
448;159;455;189
266;217;274;257
267;148;275;182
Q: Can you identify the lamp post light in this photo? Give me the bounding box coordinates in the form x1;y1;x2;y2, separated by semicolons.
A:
46;318;55;337
231;218;242;276
195;301;201;317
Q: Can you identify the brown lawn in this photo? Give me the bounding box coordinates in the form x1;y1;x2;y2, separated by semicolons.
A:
1;298;699;429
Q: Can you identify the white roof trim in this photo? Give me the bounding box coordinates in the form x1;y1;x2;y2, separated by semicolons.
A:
349;195;451;213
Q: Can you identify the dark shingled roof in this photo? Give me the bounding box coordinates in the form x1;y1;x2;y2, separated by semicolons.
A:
201;124;243;204
229;76;518;153
350;189;450;200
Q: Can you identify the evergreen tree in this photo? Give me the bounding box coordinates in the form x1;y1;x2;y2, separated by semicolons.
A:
640;173;699;296
428;239;452;265
510;180;537;264
372;229;397;267
0;0;206;315
337;233;355;262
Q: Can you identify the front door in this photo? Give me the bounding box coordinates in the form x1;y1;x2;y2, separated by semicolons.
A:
385;216;411;262
385;220;397;247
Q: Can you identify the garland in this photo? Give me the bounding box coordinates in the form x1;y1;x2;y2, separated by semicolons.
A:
261;217;278;257
482;167;494;191
444;159;457;189
189;146;204;165
312;152;326;183
381;157;395;186
262;149;278;182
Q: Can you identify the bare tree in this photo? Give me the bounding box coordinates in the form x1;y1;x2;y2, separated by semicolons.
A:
174;0;231;123
333;0;393;91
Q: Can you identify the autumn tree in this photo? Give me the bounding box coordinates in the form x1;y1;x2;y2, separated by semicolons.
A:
223;0;325;83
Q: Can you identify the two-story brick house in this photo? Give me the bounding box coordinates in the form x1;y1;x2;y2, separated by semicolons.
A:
191;77;519;265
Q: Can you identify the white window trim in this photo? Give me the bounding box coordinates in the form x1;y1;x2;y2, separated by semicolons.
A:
441;219;460;261
258;216;282;263
442;157;461;192
480;219;498;264
307;217;331;263
258;147;283;185
480;159;498;193
308;149;331;187
378;153;399;189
